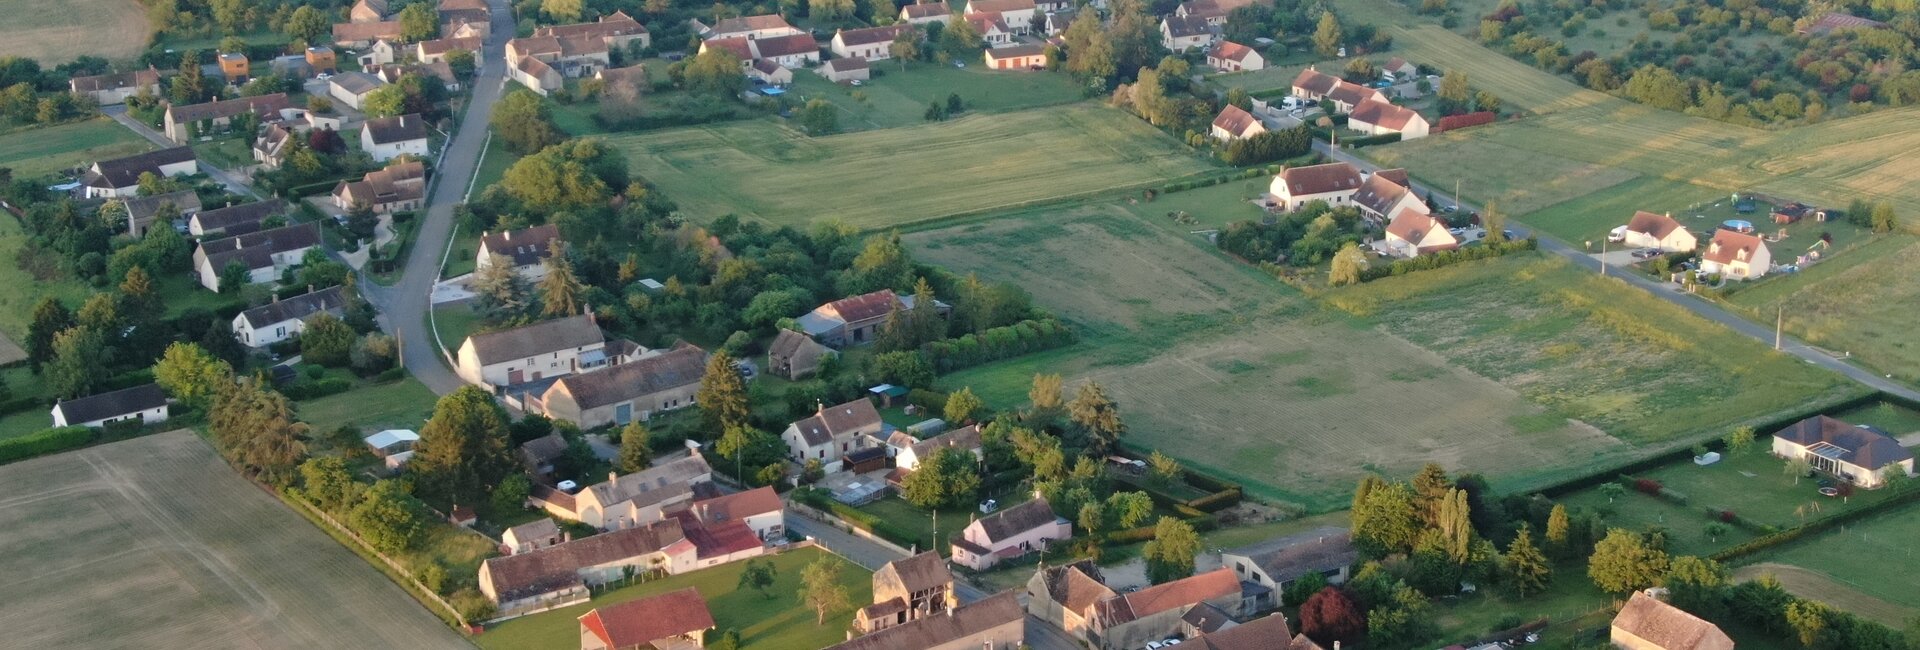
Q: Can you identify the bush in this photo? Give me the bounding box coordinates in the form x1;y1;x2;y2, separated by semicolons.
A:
374;367;408;383
0;425;94;463
1633;478;1662;495
281;377;352;400
1355;238;1538;282
921;319;1077;373
906;388;949;415
1185;487;1244;512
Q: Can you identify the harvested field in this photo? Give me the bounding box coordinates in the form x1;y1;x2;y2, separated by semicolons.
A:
0;0;150;62
606;104;1216;230
1386;26;1614;115
0;431;468;649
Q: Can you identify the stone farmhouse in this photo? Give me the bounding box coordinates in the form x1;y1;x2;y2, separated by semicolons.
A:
478;518;697;614
831;25;915;60
857;551;958;634
502;518;564;554
528;455;713;530
454;312;624;388
767;329;834;379
1266;161;1362;212
1028;562;1242;650
797;289;945;347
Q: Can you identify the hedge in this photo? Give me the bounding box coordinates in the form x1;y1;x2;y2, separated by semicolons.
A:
1185;487;1243;512
1710;483;1920;563
921;319;1076;373
1356;238;1538;282
1339;132;1402;148
0;396;43;417
281;377;352;400
0;425;93;464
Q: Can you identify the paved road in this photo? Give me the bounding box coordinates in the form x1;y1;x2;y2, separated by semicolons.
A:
363;0;516;396
1316;141;1920;402
103;105;261;199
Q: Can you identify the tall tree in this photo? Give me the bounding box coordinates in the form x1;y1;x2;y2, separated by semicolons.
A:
697;350;751;431
538;247;584;318
299;456;361;513
943;386;984;424
26;296;72;372
399;3;438;41
284;6;330;45
1352;481;1420;556
1312;11;1343;57
888;29;919;69
1545;503;1571;549
209;381;308;485
798;558;851;625
153;342;233;409
490;89;563;155
1067;381;1125;456
737;558;778;599
1503;525;1551;596
715;424;761;480
901;447;982;509
617;422;653;473
1784;601;1828;647
682;48;748;98
1587;528;1669;594
1410;462;1451;526
46;327;113;399
409;386;516;505
1725;426;1755;454
1028;373;1064;421
1329;243;1367;286
300;314;356;367
1437;488;1473;563
1143;516;1201;584
350;479;429;553
472;253;532;319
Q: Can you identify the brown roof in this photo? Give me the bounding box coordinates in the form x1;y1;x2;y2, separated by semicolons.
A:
1386;208;1451;250
1612;592;1734;650
550;344;708;409
1349;99;1421;130
967;0;1035;13
826;591;1023;650
333;21;404;43
967;14;1011;34
1274;162;1362;197
789;397;882;446
1163;14;1212;38
1035;560;1114;614
838;24;915;46
515;54;557;79
579;588;715;648
534;14;648;40
166;93;292;123
517;432;569;468
87;146;196;190
1211;104;1260;137
335;159;426;207
1773;415;1912;469
198;223;321;273
753;33;819;58
751;59;784;75
689;486;782;524
972;497;1059;543
361;114;428;145
824;56;869;72
1291;68;1339;95
482;519;689;602
1626;211;1686;240
418;36;482;56
1094;568;1238;625
985;43;1047;60
912;424;983;461
1226;527;1359;586
1351;173;1413;217
878;551;954;595
124;190;201;224
708;14;795;35
465;314;604;365
1190;612;1293;649
1373;168;1409;186
770;328;829;367
71;68;160;93
192;198;288;233
438;0;489;12
820;289;902;324
480;224;560;267
1702;229;1766;265
1327;81;1384;107
901;2;951;17
702;37;754;60
1208;40;1255;62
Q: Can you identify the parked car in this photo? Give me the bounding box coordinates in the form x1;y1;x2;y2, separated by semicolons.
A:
1632;248;1661;259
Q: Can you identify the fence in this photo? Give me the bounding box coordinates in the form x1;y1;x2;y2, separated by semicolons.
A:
284;494;469;629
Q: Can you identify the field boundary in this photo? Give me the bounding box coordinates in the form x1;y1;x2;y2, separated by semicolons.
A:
1733;563;1918;627
284;492;471;629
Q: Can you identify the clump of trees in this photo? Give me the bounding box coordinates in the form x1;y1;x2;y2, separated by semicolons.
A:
1216;200;1371;266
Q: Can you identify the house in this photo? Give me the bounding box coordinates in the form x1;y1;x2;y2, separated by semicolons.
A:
1350;170;1423;224
1381;209;1457;258
677;485;785;544
529;455;715;530
1027;560;1116;640
578;588;715;650
350;0;388;22
1772;415;1914;489
1040;10;1072;35
417;36;484;65
454;313;607;388
327;71;386;110
517;433;569;476
781;397;885;468
797;289;938;348
525;343;708;429
81;147;199;199
1175;0;1263;25
1347;99;1430;139
1266;162;1362;212
889;424;983;472
161;93;293;144
1290;68;1385;113
506;33;617;94
231;285;345;348
533;12;652;54
819;56;871;83
983;43;1047;70
1186;613;1311;650
900;1;954;25
477;519;698;614
748;59;793;85
950;497;1070;570
747;33;822;67
50;384;168;429
832;25;915;60
363;428;419;468
69;67;160;106
1699;228;1771;280
1160;14;1215;52
502;518;563;554
1181;602;1236;636
333;21;405;48
829;591;1025;650
332;159;426;214
1620;211;1698;252
121;190;201;237
700;14;804;40
1220;526;1357;612
1206;40;1263;72
1087;569;1241;650
965;0;1037;33
357;39;401;68
191;223;322;291
189;198;287;237
858;551;958;634
476;224;562;281
358;114;430;162
1209;104;1265;141
440;4;493;40
1610;590;1734;650
218;53;250;84
510;55;564;95
305;46;338;74
1381;56;1417;80
768;328;834;379
967;14;1016;45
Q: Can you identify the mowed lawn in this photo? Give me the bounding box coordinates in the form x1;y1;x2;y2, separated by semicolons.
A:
1364;134;1640;218
789;63;1086;131
1517;176;1726;245
0;431;469;648
293;377;439;435
475;546;870;650
0;0;149;61
606;103;1215;229
0;118;152;179
1746;497;1920;617
907;206;1625;510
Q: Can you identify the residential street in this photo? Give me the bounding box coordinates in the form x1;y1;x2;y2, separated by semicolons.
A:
103;105;260;200
1315;141;1920;402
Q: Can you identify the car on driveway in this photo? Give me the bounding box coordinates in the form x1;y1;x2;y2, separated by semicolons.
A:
1632;248;1661;259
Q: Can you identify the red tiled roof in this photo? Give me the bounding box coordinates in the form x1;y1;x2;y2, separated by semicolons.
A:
1211;104;1260;137
822;289;901;323
1611;592;1734;650
1349;99;1421;130
579;587;715;648
1208;40;1255;62
1327;82;1385;107
1274;162;1362;197
1094;568;1237;625
1702;229;1765;265
1386;210;1452;250
1625;211;1686;239
702;36;754;60
1291;68;1338;95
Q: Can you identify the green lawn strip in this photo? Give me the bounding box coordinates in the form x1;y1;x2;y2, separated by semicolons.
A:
474;547;870;650
1742;498;1920;611
787;62;1086;132
1829;400;1920;437
293;376;438;435
431;303;483;353
469;133;519;201
190;136;253;169
0;118;152;179
857;488;1028;555
1714;234;1920;384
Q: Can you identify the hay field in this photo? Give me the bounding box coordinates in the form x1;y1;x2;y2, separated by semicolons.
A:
605;104;1215;229
1364;135;1639;217
906;206;1627;510
0;0;150;62
0;431;469;650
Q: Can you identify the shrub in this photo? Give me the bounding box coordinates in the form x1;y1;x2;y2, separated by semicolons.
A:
1634;478;1663;495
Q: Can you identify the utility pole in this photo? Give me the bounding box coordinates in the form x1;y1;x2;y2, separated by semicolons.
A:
1776;305;1784;351
1599;239;1607;276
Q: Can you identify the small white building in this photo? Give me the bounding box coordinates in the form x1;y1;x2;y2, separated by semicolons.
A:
1700;228;1771;280
900;1;954;25
1209;104;1265;141
475;224;561;281
359;114;429;163
819;57;871;83
363;428;419;469
888;424;983;472
1619;211;1698;252
232;285;347;348
51;384;169;429
327;71;386;110
454;313;608;388
1347;99;1430;140
964;0;1037;33
830;25;915;60
191;223;322;291
503;518;563;555
1206;40;1264;72
1380;209;1458;258
1267;162;1363;212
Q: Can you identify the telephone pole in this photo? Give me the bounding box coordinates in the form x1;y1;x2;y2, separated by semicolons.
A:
1775;305;1784;351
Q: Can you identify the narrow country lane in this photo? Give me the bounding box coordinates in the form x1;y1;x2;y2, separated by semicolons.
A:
103;105;261;199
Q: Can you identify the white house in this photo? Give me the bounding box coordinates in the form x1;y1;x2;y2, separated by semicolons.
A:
359;114;429;162
231;285;347;348
69;68;161;106
327;71;386;110
781;398;885;469
51;384;168;429
900;1;954;25
699;14;804;40
951;498;1070;570
1209;104;1265;141
521;343;706;429
831;25;915;60
1160;14;1215;52
819;57;871;83
191;223;322;291
1700;228;1771;280
502;518;563;554
1220;527;1357;612
1381;209;1457;258
454;313;607;388
332;160;426;214
1619;211;1698;252
888;424;983;472
478;519;699;614
529;455;713;530
1772;415;1914;489
81;147;199;199
967;14;1016;45
1206;40;1264;72
1266;162;1363;212
363;428;420;469
1291;67;1386;113
1347;99;1430;139
1350;170;1423;224
964;0;1037;33
475;224;561;281
1382;56;1418;80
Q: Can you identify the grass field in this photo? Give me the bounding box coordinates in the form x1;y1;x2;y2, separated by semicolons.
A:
0;0;149;62
293;377;439;435
0;431;468;648
1746;497;1920;616
1366;135;1641;218
0;118;152;179
907;206;1625;510
606;103;1215;230
1719;235;1920;384
475;546;870;650
1733;563;1917;627
789;63;1087;131
1831;400;1920;436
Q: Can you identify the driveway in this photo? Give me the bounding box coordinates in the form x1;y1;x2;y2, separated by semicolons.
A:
102;105;261;200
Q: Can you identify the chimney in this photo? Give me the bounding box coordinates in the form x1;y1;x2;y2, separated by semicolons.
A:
503;229;512;241
271;292;280;303
609;472;618;489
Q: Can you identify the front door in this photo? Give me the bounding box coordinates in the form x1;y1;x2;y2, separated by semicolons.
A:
508;369;523;385
615;403;633;425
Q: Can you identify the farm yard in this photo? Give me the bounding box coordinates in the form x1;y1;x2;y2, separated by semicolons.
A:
0;431;469;649
0;0;150;62
605;104;1216;230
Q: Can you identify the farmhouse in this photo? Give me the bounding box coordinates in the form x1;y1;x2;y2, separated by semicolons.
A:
1160;14;1216;52
965;0;1037;32
1620;211;1698;252
51;384;168;429
748;59;793;85
1699;228;1771;280
831;591;1025;650
502;518;563;554
69;67;160;106
578;588;715;650
950;497;1070;570
768;329;834;379
983;43;1047;70
191;223;322;291
699;14;803;40
1381;209;1458;258
1206;40;1263;72
1610;590;1733;650
523;343;708;429
900;1;954;24
477;519;697;614
1347;99;1430;139
190;198;285;237
858;551;958;634
506;35;614;93
967;14;1016;45
121;190;201;237
417;36;484;64
781;397;885;468
509;55;563;95
1772;415;1914;489
1187;613;1319;650
1087;568;1241;650
1209;104;1265;141
454;313;609;388
1290;68;1385;113
530;455;714;530
350;0;387;22
231;285;346;348
332;21;404;48
332;159;426;214
888;424;983;472
81;147;199;199
1350;170;1423;223
1026;560;1116;640
1266;162;1362;212
819;56;871;83
1220;526;1357;612
533;11;650;51
832;25;915;60
162;93;293;144
798;289;939;347
359;114;429;162
476;224;561;280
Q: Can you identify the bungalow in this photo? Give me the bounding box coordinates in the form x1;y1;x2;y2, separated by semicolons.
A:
231;285;346;348
1160;14;1215;52
983;43;1047;70
121;190;201;237
1290;68;1385;113
1220;526;1357;612
900;1;955;25
1381;56;1417;80
477;519;698;614
965;0;1037;33
819;56;871;83
332;159;426;215
578;588;715;650
830;591;1025;650
1209;104;1264;141
327;71;386;110
359;114;429;162
81;147;199;199
530;455;714;530
798;289;936;348
768;328;834;379
1347;99;1430;139
1206;40;1264;72
1026;560;1116;641
1266;162;1362;212
1350;170;1423;223
191;223;322;291
781;397;885;468
1699;228;1771;280
858;551;958;634
889;424;983;472
1620;211;1698;252
1087;568;1241;650
749;33;821;67
748;59;793;85
1611;590;1734;650
502;518;563;554
699;14;804;40
524;343;707;429
950;497;1070;570
832;25;916;60
189;198;287;237
332;21;404;49
533;11;650;52
69;67;161;106
1381;209;1457;258
1772;415;1914;489
51;384;168;429
475;224;561;281
453;312;607;388
417;36;484;65
162;93;293;143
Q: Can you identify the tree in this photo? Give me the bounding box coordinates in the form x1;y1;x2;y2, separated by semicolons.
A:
153;342;233;409
492;474;531;513
399;3;438;41
490;89;562;155
738;558;778;599
888;30;919;70
1352;481;1420;556
1028;373;1064;421
1785;600;1828;647
1598;481;1625;503
299;456;361;512
683;48;747;98
410;386;516;505
1143;516;1201;584
1481;202;1506;241
1299;586;1365;646
1725;426;1755;454
219;260;251;294
1588;528;1669;594
1368;582;1439;649
1329;243;1367;286
1283;571;1329;607
47;327;112;399
1503;525;1551;596
798;558;851;625
1312;12;1343;57
1871;202;1898;233
941;14;982;54
1148;450;1182;486
1785;456;1811;484
797;99;839;135
698;350;752;431
1663;555;1728;617
538;248;584;317
284;5;330;44
499;139;626;211
1623;64;1691;112
350;480;429;553
868;351;934;389
1411;462;1452;526
301;314;355;366
1437;70;1472;114
902;447;982;509
617;422;653;473
944;386;984;424
716;424;760;481
1437;488;1473;563
473;253;532;319
1108;491;1154;528
208;381;308;485
542;0;583;22
26;297;72;372
1546;502;1570;547
1067;381;1125;456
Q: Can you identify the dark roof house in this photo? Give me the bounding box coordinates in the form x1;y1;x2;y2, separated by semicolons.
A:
235;285;346;330
464;313;604;366
51;384;168;427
